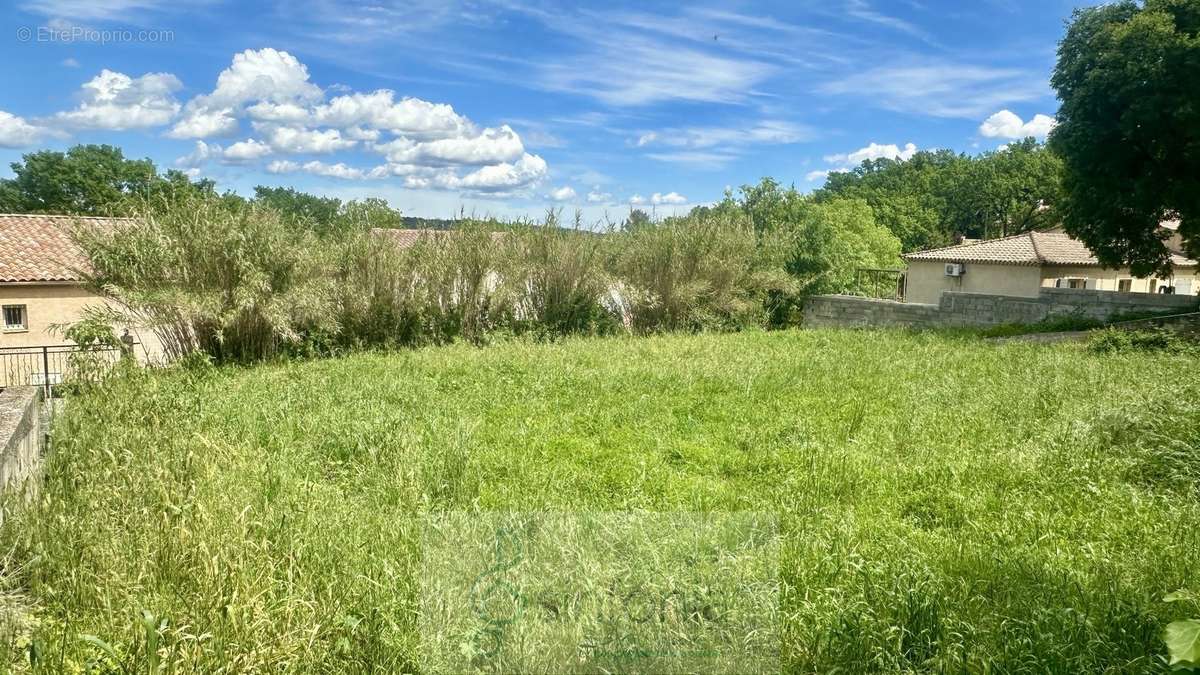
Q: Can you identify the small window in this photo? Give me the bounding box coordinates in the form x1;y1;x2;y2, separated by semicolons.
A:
1068;278;1087;289
1148;279;1158;294
2;305;26;331
1117;279;1133;293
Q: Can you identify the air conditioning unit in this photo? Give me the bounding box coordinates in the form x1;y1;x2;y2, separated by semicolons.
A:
944;263;965;277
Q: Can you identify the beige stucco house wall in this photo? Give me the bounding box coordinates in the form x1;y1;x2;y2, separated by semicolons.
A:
0;214;163;365
903;226;1199;305
905;260;1043;304
0;283;103;348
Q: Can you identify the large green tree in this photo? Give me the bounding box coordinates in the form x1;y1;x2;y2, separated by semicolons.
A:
815;143;1063;251
941;139;1063;240
1050;0;1200;276
0;145;159;215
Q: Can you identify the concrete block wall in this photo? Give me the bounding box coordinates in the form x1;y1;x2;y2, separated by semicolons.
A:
804;288;1199;330
0;387;43;522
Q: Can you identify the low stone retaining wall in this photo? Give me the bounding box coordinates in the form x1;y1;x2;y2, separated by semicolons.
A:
0;387;44;521
804;287;1200;329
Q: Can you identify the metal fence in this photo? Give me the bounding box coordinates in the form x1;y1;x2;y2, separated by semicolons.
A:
0;344;128;397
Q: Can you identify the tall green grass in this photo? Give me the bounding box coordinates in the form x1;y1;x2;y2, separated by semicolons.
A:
0;329;1197;671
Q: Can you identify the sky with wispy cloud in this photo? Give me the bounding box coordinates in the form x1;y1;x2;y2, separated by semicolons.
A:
1;0;1085;222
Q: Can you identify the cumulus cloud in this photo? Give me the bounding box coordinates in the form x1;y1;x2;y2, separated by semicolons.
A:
587;188;613;204
31;46;551;197
54;69;181;130
0;111;49;148
547;186;576;202
313;90;473;139
651;192;687;205
824;141;917;165
174;140;217;168
167;107;238;139
171;48;322;139
806;141;917;182
267;159;383;180
455;153;548;193
372;125;523;166
222;138;273;162
628;194;646;205
979;110;1056;139
257;125;356;154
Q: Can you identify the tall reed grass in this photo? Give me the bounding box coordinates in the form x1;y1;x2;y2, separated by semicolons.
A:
74;193;899;363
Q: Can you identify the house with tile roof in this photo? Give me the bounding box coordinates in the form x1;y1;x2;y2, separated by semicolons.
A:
901;224;1199;305
0;214;159;357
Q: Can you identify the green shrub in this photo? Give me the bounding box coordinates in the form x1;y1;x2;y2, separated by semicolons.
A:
1087;327;1195;354
606;208;778;332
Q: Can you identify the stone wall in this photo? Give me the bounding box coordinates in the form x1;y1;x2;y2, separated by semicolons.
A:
804;287;1199;330
0;387;43;522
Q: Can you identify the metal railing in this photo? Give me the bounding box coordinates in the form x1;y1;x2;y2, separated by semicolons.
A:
0;344;129;397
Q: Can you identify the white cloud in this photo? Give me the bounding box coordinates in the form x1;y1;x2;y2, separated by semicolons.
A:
246;101;311;124
168;106;238;139
455;153;548;193
61;57;80;68
53;69;181;130
628;195;646;205
313;90;473;139
259;125;356;154
635;120;811;167
0;111;48;148
979;110;1056;139
586;188;613;204
636;120;811;150
824;141;917;166
547;186;576;202
206;48;322;108
540;36;776;106
643;150;739;167
222;138;273;162
373;125;524;166
171;48;322;139
266;159;385;180
651;191;687;205
174;140;216;168
19;0;178;22
819;63;1047;119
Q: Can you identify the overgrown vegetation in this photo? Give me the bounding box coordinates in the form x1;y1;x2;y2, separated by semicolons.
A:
0;330;1197;671
72;181;901;362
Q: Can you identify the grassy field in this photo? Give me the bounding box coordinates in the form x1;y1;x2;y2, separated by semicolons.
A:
1;328;1198;672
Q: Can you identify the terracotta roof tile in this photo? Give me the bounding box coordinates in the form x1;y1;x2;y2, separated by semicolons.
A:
370;228;507;248
903;228;1198;268
0;213;131;283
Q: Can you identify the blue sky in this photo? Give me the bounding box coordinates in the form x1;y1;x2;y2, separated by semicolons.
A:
1;0;1085;222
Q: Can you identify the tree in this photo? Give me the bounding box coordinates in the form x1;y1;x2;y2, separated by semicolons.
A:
723;178;903;294
942;139;1063;240
0;145;158;215
1050;0;1200;276
815;150;965;251
814;144;1063;251
252;186;343;234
